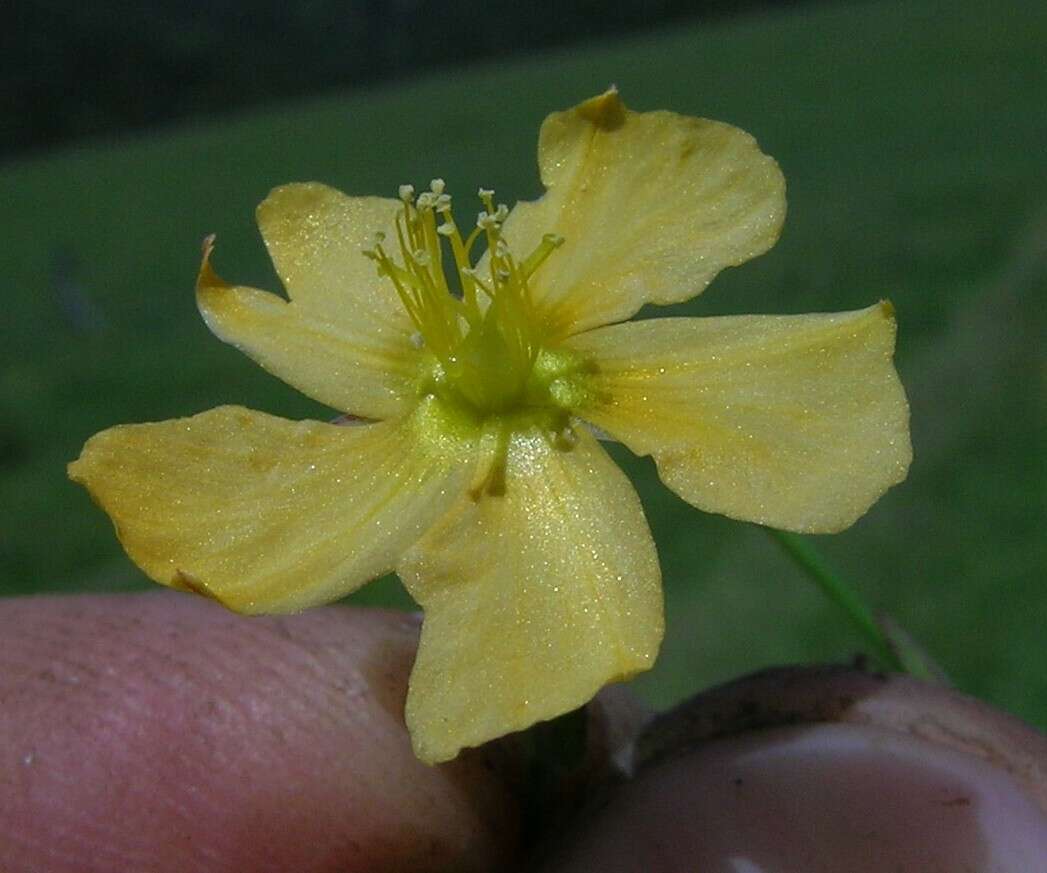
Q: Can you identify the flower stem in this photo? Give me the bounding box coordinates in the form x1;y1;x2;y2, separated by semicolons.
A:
765;528;904;672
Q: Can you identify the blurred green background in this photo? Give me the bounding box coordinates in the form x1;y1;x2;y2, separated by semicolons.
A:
3;0;1045;729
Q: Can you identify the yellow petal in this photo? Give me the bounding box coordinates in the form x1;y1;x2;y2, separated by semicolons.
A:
198;184;422;420
566;303;912;533
257;182;409;332
398;425;663;764
198;239;420;420
497;89;785;337
68;403;474;613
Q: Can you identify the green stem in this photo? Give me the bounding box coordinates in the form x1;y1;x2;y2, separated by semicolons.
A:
765;528;903;672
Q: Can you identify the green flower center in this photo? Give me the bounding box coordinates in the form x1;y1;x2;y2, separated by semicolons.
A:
364;180;594;425
364;180;604;496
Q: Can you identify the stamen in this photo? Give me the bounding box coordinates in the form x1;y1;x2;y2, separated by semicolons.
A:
463;266;493;297
363;180;571;420
520;233;565;279
553;424;579;451
468;420;509;499
463;226;484;256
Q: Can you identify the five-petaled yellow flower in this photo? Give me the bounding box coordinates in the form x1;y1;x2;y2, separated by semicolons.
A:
69;89;911;764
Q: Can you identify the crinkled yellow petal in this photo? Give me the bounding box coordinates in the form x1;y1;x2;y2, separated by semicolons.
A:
197;237;421;420
565;303;912;533
397;425;663;764
496;89;785;338
68;403;474;613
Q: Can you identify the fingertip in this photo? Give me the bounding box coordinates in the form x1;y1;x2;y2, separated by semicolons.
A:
0;593;519;873
539;669;1047;873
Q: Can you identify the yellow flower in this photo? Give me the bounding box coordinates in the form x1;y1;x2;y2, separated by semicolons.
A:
69;89;911;764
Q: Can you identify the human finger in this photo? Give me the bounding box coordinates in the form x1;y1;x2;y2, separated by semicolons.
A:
0;592;520;873
540;667;1047;872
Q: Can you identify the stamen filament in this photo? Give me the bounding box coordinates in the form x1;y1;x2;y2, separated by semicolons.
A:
520;234;565;281
463;226;484;258
468;419;510;498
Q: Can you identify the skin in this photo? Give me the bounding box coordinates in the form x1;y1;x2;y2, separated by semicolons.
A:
545;667;1047;873
543;723;1047;872
0;594;519;873
3;594;1046;873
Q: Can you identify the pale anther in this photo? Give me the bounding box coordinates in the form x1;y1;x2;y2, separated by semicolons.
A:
398;184;415;202
436;223;455;236
430;179;446;195
478;187;494;199
494;204;509;222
